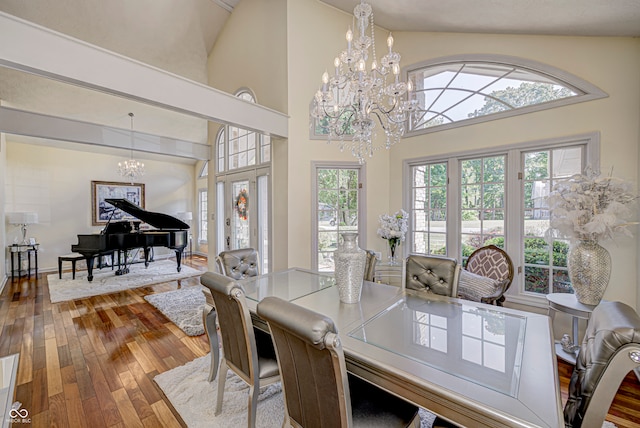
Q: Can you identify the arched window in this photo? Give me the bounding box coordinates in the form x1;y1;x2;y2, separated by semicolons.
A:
405;55;607;135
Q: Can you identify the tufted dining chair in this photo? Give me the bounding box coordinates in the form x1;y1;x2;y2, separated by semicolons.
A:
202;248;261;382
363;249;377;282
404;254;460;297
200;272;280;428
216;247;260;279
564;301;640;428
463;245;514;306
257;296;420;428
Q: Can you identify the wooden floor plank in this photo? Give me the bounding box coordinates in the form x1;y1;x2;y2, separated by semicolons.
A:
2;255;637;427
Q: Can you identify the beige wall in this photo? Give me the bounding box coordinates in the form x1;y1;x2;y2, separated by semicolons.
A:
4;142;196;272
284;1;640;307
206;0;289;271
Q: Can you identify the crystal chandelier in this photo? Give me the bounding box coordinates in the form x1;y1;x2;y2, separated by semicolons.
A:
118;112;145;184
310;0;417;163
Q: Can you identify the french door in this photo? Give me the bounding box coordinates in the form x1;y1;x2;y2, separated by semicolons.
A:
217;168;270;272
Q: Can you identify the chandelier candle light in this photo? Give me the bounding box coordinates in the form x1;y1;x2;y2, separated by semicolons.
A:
310;0;417;163
118;112;145;184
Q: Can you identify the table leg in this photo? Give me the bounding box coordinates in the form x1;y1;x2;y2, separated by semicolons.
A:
572;316;580;346
27;251;31;279
18;251;22;279
34;249;38;277
11;252;15;280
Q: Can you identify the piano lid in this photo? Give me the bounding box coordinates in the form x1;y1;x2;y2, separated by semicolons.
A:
105;198;190;230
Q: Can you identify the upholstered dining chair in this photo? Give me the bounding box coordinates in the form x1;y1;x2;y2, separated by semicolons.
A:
202;248;261;382
363;249;377;282
404;254;460;297
215;247;260;279
200;272;280;428
257;296;421;428
462;245;514;306
564;300;640;428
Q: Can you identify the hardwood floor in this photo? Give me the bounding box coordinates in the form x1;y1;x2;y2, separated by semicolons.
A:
1;256;638;427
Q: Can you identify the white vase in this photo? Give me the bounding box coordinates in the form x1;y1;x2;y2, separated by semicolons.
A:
567;240;611;305
334;232;366;304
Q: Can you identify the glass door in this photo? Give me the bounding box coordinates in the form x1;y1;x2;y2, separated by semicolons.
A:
217;168;270;272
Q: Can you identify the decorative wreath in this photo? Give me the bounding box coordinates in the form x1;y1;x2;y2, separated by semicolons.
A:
235;189;249;220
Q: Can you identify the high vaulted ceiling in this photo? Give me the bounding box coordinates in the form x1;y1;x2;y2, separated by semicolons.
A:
0;0;638;162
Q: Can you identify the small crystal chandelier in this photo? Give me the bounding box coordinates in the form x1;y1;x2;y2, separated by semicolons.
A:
310;0;417;163
118;112;145;184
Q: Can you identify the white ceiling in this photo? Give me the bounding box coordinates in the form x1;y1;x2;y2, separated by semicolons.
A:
0;0;638;161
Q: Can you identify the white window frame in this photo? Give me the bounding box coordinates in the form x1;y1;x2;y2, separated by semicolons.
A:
198;188;208;243
311;161;367;272
403;54;608;137
403;132;600;308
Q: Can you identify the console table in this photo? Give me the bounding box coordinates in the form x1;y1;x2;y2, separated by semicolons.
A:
546;292;598;364
8;243;39;280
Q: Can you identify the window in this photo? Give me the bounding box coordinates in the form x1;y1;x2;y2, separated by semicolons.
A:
407;134;597;304
411;162;447;255
216;89;271;171
522;147;583;295
313;164;364;272
199;188;208;243
405;55;607;136
460;155;506;262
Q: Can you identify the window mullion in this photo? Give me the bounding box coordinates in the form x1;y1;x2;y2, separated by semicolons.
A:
505;148;522;297
447;158;461;260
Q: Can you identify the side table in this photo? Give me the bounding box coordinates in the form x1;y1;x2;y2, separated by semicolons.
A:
374;261;403;287
8;243;39;280
546;292;598;364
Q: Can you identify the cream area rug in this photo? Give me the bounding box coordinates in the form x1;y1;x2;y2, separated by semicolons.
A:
48;259;201;303
155;355;438;428
144;286;205;336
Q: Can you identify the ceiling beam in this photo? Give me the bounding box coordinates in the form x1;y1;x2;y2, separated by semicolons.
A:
0;106;211;160
0;11;289;139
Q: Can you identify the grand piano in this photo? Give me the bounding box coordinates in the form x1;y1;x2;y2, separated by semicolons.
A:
72;198;189;282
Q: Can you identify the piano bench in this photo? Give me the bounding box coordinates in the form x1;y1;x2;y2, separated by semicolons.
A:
58;254;84;280
58;251;115;280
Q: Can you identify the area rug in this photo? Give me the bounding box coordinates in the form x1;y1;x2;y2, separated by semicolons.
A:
48;259;201;303
144;286;206;336
154;355;437;428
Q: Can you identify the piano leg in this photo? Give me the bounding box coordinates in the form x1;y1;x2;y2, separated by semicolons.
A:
175;249;183;272
144;247;151;268
85;256;95;282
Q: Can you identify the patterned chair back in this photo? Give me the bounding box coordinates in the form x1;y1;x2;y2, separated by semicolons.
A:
465;245;513;305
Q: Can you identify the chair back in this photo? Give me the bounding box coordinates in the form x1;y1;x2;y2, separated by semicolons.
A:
216;248;260;280
257;296;351;428
405;254;460;297
466;245;513;285
564;301;640;428
363;250;377;282
200;271;258;384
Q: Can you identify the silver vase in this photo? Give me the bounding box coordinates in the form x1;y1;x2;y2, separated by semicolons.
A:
567;240;611;305
334;232;366;304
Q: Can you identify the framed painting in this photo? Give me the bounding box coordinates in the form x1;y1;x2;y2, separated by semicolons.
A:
91;181;145;225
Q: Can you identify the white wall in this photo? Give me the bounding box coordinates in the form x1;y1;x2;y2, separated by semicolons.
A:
0;131;6;290
4;141;196;272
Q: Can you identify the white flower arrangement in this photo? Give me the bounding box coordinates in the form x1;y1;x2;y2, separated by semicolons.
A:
377;209;409;242
547;168;637;243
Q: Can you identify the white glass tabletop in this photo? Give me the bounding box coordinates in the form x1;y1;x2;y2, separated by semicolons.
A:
240;268;335;302
348;294;526;397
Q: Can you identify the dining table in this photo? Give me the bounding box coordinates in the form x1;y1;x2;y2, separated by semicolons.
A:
238;267;564;428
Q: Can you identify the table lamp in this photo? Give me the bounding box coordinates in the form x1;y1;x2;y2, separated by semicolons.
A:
7;212;39;244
